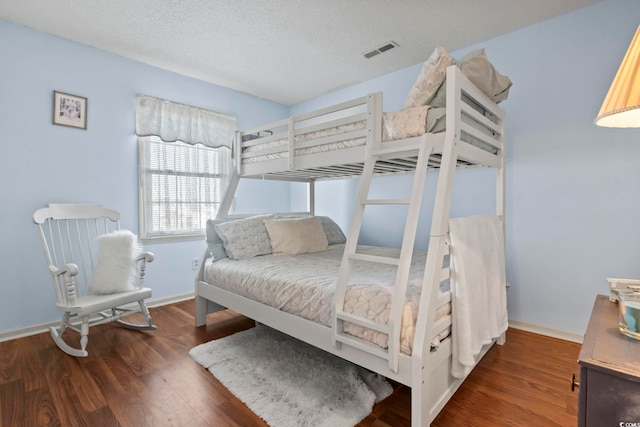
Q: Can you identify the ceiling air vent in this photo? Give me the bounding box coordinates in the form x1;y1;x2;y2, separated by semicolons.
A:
363;41;399;59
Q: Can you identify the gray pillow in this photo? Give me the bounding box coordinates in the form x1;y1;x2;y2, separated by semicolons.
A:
206;218;235;260
426;107;447;133
316;216;346;245
429;58;458;108
430;80;448;109
214;214;274;260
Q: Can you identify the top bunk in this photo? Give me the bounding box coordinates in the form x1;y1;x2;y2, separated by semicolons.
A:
234;48;511;182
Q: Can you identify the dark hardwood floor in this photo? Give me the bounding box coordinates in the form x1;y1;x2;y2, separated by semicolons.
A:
0;300;581;426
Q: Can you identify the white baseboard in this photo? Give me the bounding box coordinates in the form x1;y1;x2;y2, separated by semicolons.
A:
0;292;195;343
146;291;194;308
1;296;584;346
508;319;583;344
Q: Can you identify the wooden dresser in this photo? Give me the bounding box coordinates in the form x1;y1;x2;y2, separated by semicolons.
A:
577;294;640;426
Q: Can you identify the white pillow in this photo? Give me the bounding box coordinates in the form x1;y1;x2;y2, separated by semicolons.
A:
88;230;142;295
382;105;429;141
263;217;329;255
403;46;452;109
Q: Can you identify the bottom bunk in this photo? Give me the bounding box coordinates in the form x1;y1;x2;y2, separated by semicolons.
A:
195;284;499;425
194;215;507;426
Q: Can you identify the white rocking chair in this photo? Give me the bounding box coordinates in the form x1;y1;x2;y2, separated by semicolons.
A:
33;203;157;357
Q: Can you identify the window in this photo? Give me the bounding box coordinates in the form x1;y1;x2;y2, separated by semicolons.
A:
135;95;236;241
138;136;231;241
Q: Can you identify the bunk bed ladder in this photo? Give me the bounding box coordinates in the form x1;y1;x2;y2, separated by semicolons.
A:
333;136;434;373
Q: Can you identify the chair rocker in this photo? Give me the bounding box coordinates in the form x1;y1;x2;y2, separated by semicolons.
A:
33;203;157;357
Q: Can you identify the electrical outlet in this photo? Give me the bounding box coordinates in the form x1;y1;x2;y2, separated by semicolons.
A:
192;257;200;270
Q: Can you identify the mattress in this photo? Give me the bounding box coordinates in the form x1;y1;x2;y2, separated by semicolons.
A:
242;120;368;164
203;244;451;355
241;105;497;165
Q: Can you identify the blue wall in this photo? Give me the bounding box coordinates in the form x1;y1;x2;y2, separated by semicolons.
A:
4;0;640;338
292;0;640;336
0;19;290;332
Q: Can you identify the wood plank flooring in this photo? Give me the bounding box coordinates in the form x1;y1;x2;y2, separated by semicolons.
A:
0;300;581;426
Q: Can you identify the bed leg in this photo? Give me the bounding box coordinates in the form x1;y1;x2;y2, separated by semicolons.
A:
411;377;431;427
195;295;208;327
497;331;506;345
411;353;430;427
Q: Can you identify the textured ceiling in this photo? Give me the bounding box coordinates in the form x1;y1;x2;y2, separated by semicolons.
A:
0;0;600;105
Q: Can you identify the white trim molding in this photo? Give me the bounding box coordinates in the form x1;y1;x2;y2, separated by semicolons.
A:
0;292;195;343
2;298;585;345
508;319;584;344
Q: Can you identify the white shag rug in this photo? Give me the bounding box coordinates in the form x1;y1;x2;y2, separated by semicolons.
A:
189;325;393;427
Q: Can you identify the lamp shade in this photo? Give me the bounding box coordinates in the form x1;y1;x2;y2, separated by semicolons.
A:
595;26;640;128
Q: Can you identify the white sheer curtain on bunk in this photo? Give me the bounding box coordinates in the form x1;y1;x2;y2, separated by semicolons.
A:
136;95;236;241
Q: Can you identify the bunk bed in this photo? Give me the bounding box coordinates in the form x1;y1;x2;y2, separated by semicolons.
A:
194;48;510;426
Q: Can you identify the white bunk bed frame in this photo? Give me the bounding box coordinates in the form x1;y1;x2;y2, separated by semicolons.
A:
195;65;506;426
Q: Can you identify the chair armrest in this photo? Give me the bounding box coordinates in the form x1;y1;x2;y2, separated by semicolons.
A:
135;252;155;263
48;263;78;278
134;252;154;289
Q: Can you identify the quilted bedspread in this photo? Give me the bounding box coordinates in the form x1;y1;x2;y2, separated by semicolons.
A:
204;244;450;354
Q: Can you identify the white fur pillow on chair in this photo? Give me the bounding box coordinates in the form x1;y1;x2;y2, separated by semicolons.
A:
88;230;142;295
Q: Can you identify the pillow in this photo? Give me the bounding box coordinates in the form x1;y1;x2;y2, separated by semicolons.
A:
459;49;512;103
263;217;329;255
382;105;429;141
275;215;347;245
88;230;142;295
403;46;452;109
316;216;346;245
214;214;274;260
426;107;447;133
206;218;235;260
429;80;448;108
429;58;459;108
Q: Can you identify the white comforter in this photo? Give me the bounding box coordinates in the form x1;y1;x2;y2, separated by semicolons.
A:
204;244;450;355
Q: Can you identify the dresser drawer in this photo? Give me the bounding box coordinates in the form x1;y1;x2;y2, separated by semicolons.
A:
577;295;640;426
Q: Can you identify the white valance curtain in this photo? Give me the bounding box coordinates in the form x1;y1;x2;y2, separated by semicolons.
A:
135;95;236;148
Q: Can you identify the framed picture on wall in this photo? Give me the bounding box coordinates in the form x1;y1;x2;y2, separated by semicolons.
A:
52;91;87;129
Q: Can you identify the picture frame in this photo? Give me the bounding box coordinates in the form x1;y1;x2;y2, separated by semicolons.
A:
52;91;87;129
